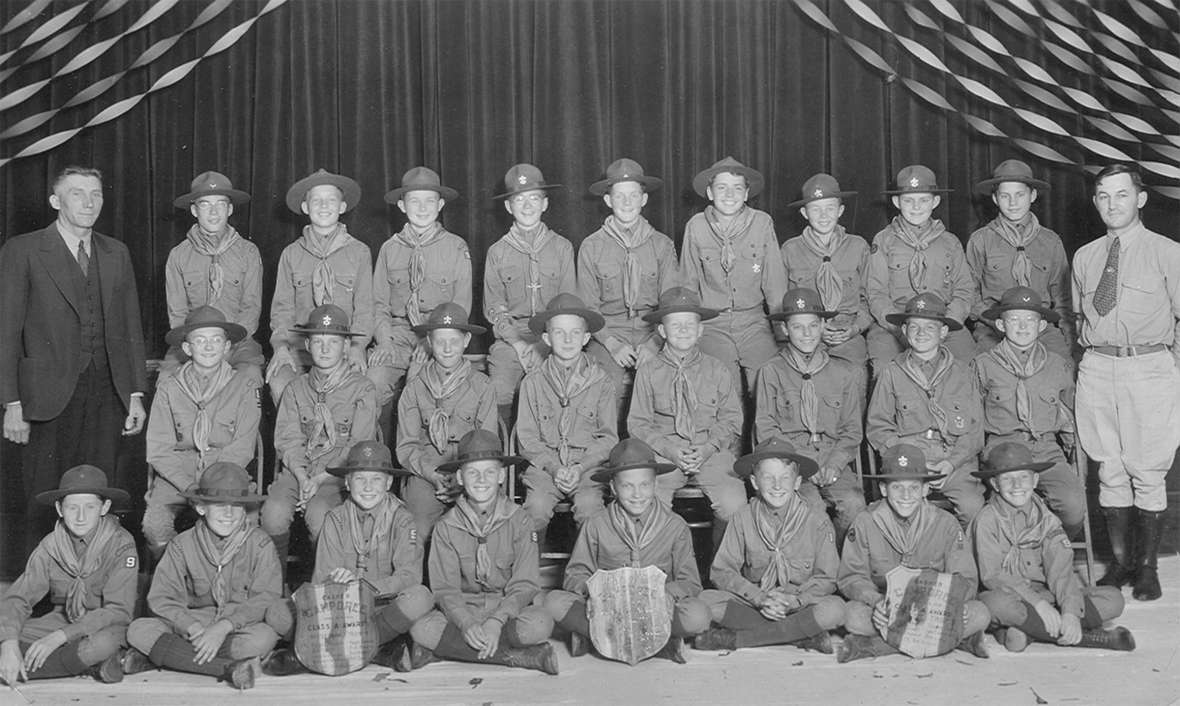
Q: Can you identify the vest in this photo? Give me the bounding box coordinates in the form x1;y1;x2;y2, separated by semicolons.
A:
75;249;107;371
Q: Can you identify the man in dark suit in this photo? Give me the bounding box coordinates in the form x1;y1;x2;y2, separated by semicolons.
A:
0;166;147;549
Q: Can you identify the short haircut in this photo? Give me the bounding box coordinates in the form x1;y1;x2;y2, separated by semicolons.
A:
1093;163;1145;195
51;166;103;193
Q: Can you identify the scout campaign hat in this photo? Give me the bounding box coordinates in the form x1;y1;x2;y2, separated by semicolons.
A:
173;171;250;208
182;462;265;504
642;287;719;324
883;165;952;195
285;168;362;214
885;292;963;331
437;429;525;473
692;156;764;199
528;293;606;335
787;173;857;209
410;302;486;336
867;444;945;482
972;442;1054;480
733;438;819;480
769;288;837;322
290;304;364;337
494;163;562;200
974;159;1049;195
590;438;677;484
36;464;129;505
589;158;663;196
328;440;410;478
384;166;459;203
164;305;248;347
981;286;1060;324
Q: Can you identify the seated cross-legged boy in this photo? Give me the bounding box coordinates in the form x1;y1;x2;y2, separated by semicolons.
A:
406;430;558;675
695;439;845;654
866;292;986;526
972;443;1134;653
836;445;990;663
0;466;137;686
125;463;282;690
545;439;712;663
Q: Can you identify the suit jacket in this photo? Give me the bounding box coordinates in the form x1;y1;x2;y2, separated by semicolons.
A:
0;223;146;420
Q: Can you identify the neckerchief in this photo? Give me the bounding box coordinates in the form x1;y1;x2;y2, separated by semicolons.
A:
422;358;472;454
299;224;355;307
501;223;554;315
870;501;938;564
898;347;955;438
452;496;518;589
172;361;236;469
780;346;830;444
185;225;240;303
752;495;808;593
987;339;1048;439
600;216;655;317
540;353;606;466
991;493;1056;575
659;347;701;442
194;519;251;615
800;225;848;312
704;205;755;274
607;501;674;568
345;493;400;577
890;216;946;292
44;515;121;622
306;362;352;462
989;213;1040;288
392;223;444;325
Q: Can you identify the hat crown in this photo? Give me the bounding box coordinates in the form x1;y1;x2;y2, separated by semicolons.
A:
605;158;646;181
999;286;1044;309
607;438;659;468
191;170;234;193
904;292;949;317
400;166;443;189
991;159;1036;181
56;464;111;494
800;173;841;201
454;429;506;462
193;462;253;496
426;302;470;328
750;437;801;458
655;286;703;312
895;165;940;192
343;440;393;469
881;443;929;474
183;305;231;328
984;441;1037;472
782;287;824;315
504;163;545;191
303;304;351;332
544;292;590;313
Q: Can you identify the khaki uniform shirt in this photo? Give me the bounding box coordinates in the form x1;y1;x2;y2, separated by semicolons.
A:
781;232;872;333
395;369;497;479
516;364;618;474
577;226;679;347
628;350;742;460
965;222;1072;330
371;230;472;348
753;354;862;470
165;237;263;335
680;208;788;313
270;237;374;351
275;371;378;476
483;230;577;339
314;497;422;598
971;349;1074;439
866;227;975;325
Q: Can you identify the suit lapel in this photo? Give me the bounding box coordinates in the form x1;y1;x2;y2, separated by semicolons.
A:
36;224;83;316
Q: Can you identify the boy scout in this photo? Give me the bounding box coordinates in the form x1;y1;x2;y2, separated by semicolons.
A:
579;158;679;417
866;293;986;525
972;443;1135;653
695;439;845;653
755;288;866;543
971;286;1085;539
0;466;136;686
124;463;282;690
967;160;1073;358
484;164;577;424
370;167;472;434
145;306;261;561
396;302;497;541
680;157;788;386
164;172;264;380
866;165;977;375
267;169;373;406
544;439;711;663
517;293;616;537
628;287;747;537
837;445;990;662
262;305;378;579
405;430;558;675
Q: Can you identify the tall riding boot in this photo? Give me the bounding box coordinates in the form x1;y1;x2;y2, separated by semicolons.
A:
1132;509;1165;601
1096;507;1135;587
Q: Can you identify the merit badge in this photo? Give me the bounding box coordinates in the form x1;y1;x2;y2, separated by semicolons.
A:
752;262;762;273
530;531;539;543
125;556;137;568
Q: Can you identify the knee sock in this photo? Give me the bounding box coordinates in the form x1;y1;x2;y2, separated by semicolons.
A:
270;533;290;586
557;602;590;637
1081;597;1102;630
736;606;822;649
148;633;232;678
718;601;769;631
375;604;415;643
25;640;88;679
1017;602;1056;643
432;623;482;662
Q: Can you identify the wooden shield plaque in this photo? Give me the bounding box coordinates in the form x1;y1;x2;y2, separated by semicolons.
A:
878;566;971;658
585;566;672;665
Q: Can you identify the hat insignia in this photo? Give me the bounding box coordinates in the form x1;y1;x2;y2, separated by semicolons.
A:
909;177;920;188
322;314;333;326
752;263;762;273
518;175;528;185
622;173;632;179
916;299;927;310
796;298;806;309
813;188;824;198
1021;295;1031;302
442;314;453;324
362;446;374;458
898;455;909;467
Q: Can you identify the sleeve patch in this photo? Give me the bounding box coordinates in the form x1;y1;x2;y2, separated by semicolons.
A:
870;242;879;254
846;527;856;543
409;528;418;544
125;556;137;568
530;531;538;544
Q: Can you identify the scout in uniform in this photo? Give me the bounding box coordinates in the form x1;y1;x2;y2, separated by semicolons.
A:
755;288;866;543
262;305;378;579
1073;163;1180;602
396;302;497;541
972;443;1135;653
970;286;1085;539
267;169;373;407
163;172;264;381
0;466;137;686
865;165;977;375
144;306;261;561
517;293;617;537
578;158;679;419
967;160;1074;359
404;430;558;675
544;439;712;663
836;445;990;662
680;156;788;386
695;439;845;653
124;463;282;690
483;164;577;425
866;293;986;526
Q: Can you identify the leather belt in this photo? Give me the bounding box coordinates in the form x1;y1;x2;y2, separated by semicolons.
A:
1087;343;1167;357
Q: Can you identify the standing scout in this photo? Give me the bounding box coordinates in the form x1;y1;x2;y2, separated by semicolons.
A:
578;158;679;417
1072;163;1180;602
516;293;617;537
695;439;845;654
967;160;1074;359
545;439;711;663
125;463;282;690
970;286;1085;539
484;164;577;425
865;164;977;375
0;466;137;686
836;445;990;663
163;171;264;381
866;293;986;526
755;288;866;543
972;443;1135;653
680;157;788;387
396;302;497;541
267;169;373;407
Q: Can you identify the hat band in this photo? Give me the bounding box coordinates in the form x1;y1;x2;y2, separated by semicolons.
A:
194;487;255;498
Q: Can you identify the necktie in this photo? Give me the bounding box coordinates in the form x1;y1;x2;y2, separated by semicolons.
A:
76;240;89;276
1092;237;1119;317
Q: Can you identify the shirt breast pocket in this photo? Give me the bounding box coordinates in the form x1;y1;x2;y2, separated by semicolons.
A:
887;257;909;288
191;576;213;601
183;270;208;300
1035;390;1062;430
421;273;453;309
210;417;238;448
944;400;970;437
597;263;624;300
499;265;522;291
452;409;476;441
1120;280;1163;316
335;411;354;439
335;272;357;295
819;395;843;428
293;273;311;295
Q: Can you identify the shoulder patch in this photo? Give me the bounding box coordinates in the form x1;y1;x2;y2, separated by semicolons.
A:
530;531;538;544
125;556;137;569
870;242;878;254
956;530;965;546
463;249;471;260
1062;535;1072;548
846;527;856;543
254;386;262;408
409;527;418;544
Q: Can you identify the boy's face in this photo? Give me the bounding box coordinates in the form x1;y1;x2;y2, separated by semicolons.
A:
56;493;110;538
196;502;246;538
785;313;823;355
505;190;548;229
990;469;1039;509
706;171;749;217
801;197;844;237
456;459;505;505
750;458;802;510
542;314;590;363
182;326;231;369
398;189;444;231
992;182;1036;223
605;181;648;226
302;184;346;229
903;318;948;355
50;174;104;231
307;333;348;369
346;470;393;511
882;480;927;519
428;328;471;370
1093;172;1146;232
891;192;939;228
996;310;1047;349
611;467;657;517
191;195;232;234
659;312;703;354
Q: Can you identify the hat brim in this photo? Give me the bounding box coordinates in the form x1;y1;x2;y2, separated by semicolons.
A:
590;462;677;484
528;307;606;335
642;304;720;324
733;450;819;479
385;184;459;204
588;175;663;196
410;321;486;336
181;489;266;504
36;485;129;506
173;188;251;209
327;465;411;479
865;471;947;482
285;174;362;214
437;452;526;474
493;183;562;200
980;303;1060;324
165;320;248;347
289;326;364;338
973;177;1049;195
786;190;858;209
884;311;964;331
692;166;764;199
971;461;1055;480
769;308;837;322
883;187;953;195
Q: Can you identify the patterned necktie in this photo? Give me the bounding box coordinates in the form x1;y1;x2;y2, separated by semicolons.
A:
76;240;89;276
1092;237;1119;317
